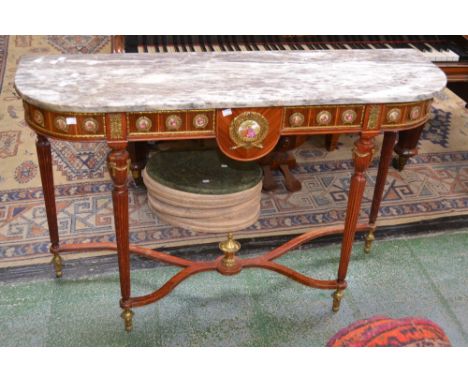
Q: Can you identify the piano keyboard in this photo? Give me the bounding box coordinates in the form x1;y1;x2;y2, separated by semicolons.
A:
126;36;468;63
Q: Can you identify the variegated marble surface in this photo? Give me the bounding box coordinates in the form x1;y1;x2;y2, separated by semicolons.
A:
15;50;447;112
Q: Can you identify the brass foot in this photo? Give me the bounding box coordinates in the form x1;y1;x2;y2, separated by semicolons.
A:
121;309;134;332
364;229;375;254
332;290;344;313
51;253;63;278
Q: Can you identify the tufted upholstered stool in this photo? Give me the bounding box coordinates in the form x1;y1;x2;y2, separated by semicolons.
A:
142;150;263;233
327;316;451;347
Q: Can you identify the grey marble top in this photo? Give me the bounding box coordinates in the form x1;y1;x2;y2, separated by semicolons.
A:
14;50;447;113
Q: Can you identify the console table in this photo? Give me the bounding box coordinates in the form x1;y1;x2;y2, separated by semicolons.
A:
14;50;446;332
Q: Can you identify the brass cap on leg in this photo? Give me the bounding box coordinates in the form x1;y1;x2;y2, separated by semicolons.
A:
364;229;376;254
51;253;63;278
332;290;344;313
121;309;134;332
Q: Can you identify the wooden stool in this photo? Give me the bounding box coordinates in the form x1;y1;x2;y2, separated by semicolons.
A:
142;150;263;233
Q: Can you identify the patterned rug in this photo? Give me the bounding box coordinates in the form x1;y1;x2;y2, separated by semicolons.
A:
0;36;467;268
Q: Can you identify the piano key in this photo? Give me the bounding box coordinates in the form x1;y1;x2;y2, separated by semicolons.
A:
446;49;460;61
433;43;459;61
260;36;271;50
242;36;253;51
192;38;203;52
247;36;257;51
211;37;222;52
146;36;156;53
425;44;444;61
137;36;145;53
198;35;206;51
181;36;190;52
225;36;235;51
223;36;236;52
430;43;453;61
291;39;303;50
153;36;160;53
160;36;168;53
226;36;235;51
179;36;187;52
426;43;457;61
267;36;281;50
231;36;242;51
172;36;180;52
186;36;198;52
206;36;215;52
216;36;226;51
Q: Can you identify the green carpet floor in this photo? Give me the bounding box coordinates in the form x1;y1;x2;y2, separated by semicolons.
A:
0;229;467;346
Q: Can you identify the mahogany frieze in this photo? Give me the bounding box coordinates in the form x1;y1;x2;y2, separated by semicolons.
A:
23;99;432;146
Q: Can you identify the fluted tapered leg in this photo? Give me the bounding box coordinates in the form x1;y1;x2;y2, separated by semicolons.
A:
364;131;398;254
333;133;376;312
107;144;133;331
36;134;62;277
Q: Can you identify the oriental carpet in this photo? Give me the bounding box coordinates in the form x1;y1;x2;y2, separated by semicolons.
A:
0;35;467;268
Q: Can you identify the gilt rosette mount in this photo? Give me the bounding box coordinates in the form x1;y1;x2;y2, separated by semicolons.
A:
229;111;269;150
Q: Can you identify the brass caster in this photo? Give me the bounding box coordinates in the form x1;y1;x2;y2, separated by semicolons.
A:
332;290;344;313
121;309;134;332
51;253;63;278
364;229;375;254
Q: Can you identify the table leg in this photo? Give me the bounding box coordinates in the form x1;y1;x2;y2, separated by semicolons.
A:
364;131;397;254
107;144;133;331
393;123;425;171
36;134;62;278
333;133;375;312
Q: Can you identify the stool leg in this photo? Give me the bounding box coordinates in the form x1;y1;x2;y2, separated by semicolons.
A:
36;134;62;278
393;123;425;171
325;133;340;152
107;143;132;331
128;141;148;187
334;133;376;312
364;131;397;254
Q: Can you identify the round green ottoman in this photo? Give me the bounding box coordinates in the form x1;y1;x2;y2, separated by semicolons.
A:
142;150;263;233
